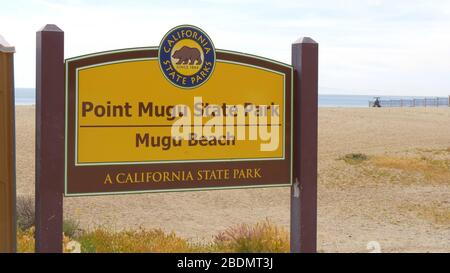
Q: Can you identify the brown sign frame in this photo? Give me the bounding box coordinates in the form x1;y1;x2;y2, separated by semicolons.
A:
64;48;293;196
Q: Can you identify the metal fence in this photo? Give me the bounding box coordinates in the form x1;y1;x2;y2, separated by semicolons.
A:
369;97;450;107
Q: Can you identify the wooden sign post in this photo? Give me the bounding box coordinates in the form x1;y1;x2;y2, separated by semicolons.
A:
35;25;65;253
35;24;318;253
0;34;16;253
291;38;318;253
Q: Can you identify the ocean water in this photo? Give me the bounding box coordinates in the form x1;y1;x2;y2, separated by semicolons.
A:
15;88;36;105
319;94;375;107
13;88;446;108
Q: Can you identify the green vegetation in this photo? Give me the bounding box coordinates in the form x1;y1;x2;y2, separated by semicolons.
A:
16;194;82;238
17;219;289;253
63;218;81;238
340;153;369;165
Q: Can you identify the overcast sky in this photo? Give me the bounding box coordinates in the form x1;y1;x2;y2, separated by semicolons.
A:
1;0;450;96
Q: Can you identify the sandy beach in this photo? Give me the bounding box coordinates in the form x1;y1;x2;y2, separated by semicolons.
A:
15;106;450;253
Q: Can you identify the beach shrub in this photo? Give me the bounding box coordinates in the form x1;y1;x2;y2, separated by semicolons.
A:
213;219;289;253
16;195;82;238
16;195;35;231
341;153;368;165
63;218;81;238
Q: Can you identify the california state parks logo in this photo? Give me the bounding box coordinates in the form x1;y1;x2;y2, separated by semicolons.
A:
159;25;216;89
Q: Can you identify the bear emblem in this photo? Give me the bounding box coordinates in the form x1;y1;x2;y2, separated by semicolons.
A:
172;46;203;65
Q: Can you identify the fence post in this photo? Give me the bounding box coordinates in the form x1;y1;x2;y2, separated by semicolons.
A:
291;37;318;253
0;35;16;253
35;24;65;253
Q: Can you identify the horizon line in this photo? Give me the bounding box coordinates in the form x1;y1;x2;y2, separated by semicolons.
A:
14;87;449;98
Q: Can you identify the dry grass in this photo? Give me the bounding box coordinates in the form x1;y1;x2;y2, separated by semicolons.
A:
371;156;450;184
17;228;35;253
17;219;289;253
337;151;450;188
401;203;450;226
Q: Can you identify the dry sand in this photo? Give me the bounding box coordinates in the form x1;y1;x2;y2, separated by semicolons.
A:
15;106;450;252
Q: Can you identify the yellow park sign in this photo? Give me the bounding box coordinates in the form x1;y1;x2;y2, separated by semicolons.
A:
77;57;286;163
65;25;293;196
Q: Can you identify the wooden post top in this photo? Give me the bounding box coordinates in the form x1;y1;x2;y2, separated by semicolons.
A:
0;35;15;53
38;24;63;32
293;37;318;44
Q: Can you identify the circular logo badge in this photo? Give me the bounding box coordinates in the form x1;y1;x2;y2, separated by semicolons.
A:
159;25;216;89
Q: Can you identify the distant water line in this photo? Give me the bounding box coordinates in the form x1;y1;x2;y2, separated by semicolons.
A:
13;88;448;108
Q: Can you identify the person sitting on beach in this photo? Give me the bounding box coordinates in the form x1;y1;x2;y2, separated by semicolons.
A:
373;97;381;107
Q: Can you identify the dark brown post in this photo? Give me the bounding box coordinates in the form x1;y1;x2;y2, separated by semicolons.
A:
36;24;64;253
0;35;16;253
291;37;318;253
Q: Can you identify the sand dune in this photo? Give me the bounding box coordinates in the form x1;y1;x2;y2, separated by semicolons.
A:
15;106;450;252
